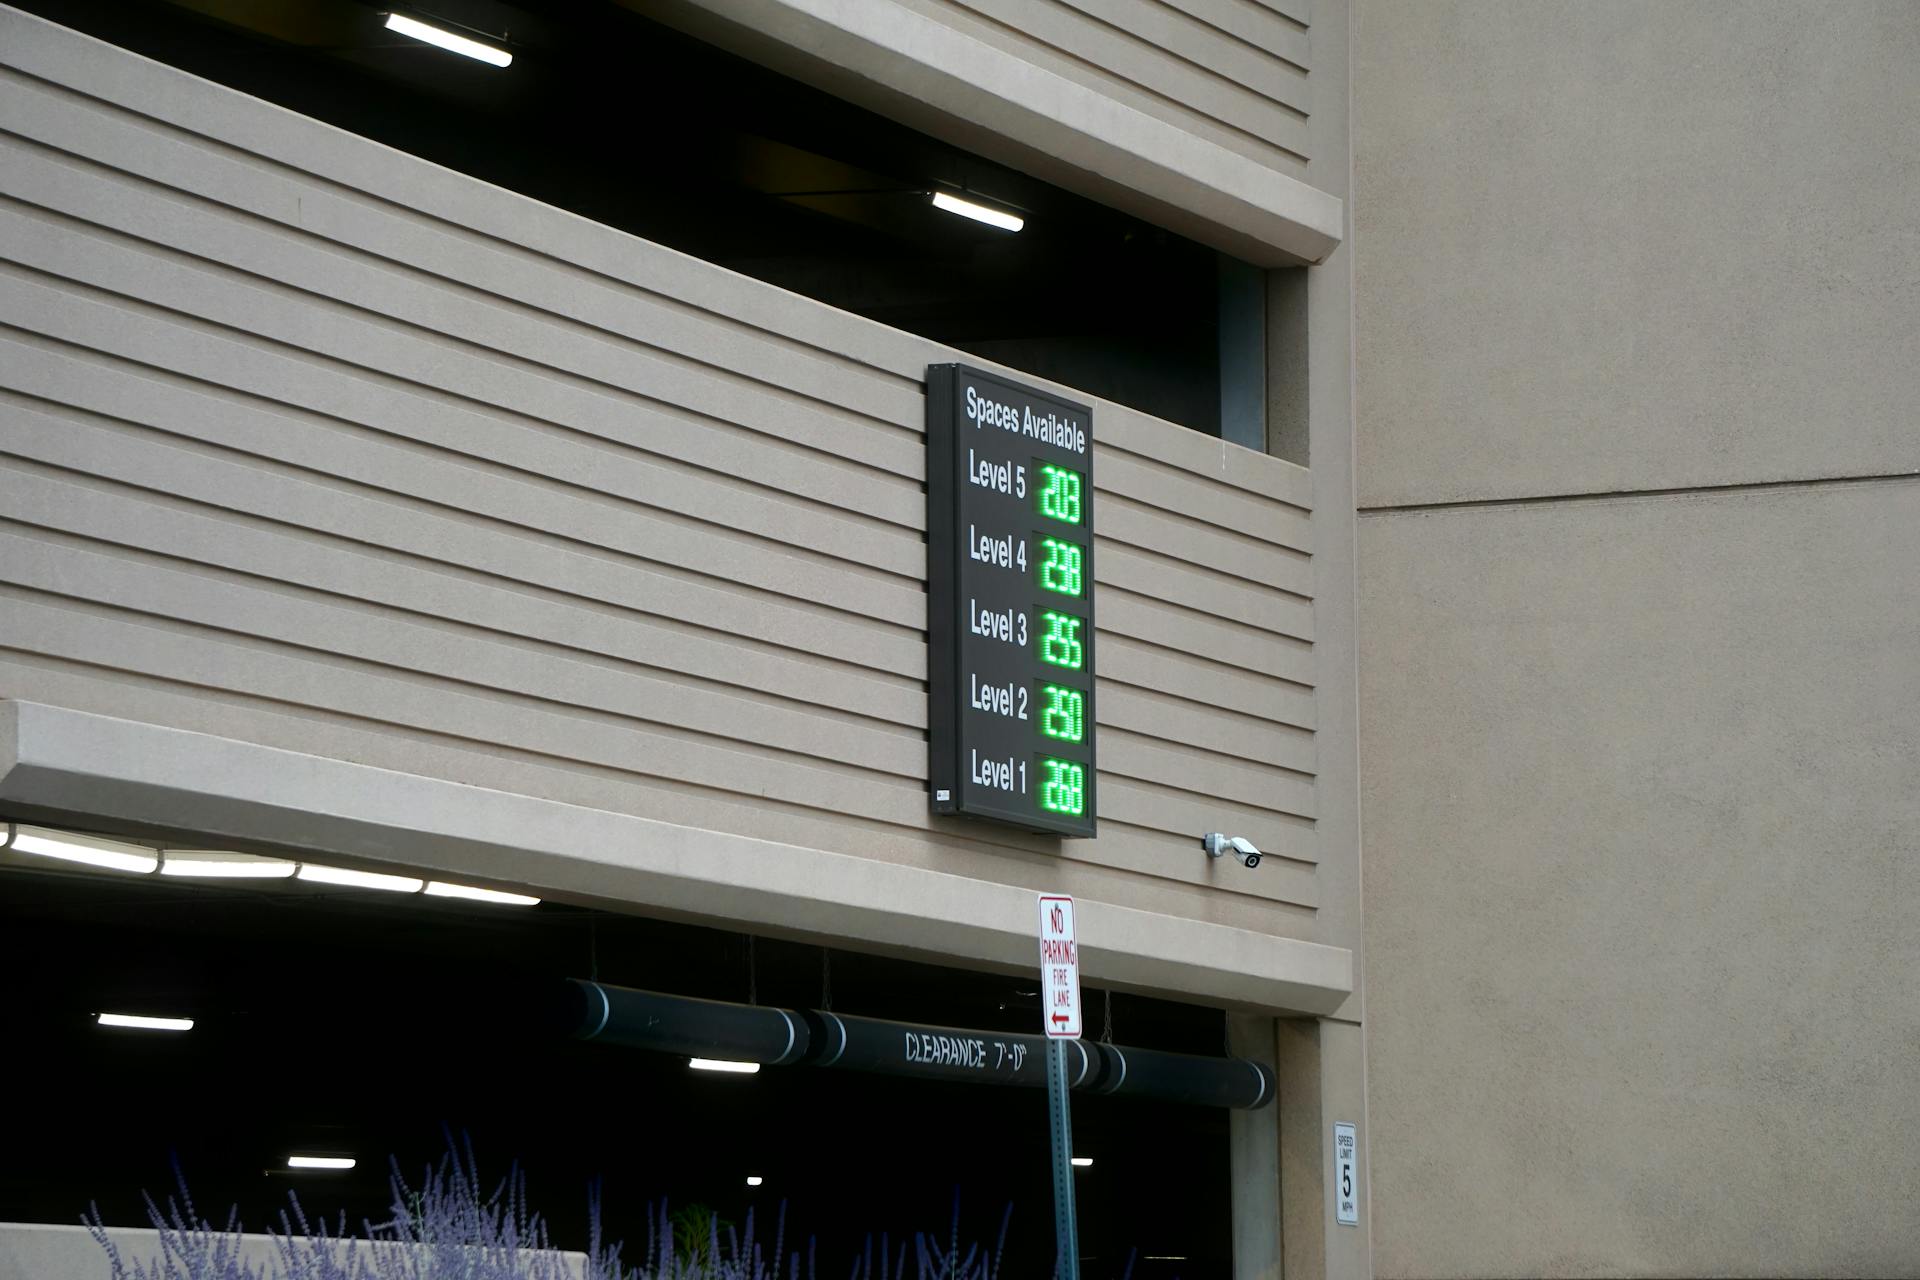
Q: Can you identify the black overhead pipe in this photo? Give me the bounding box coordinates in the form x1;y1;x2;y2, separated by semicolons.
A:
560;979;1272;1110
562;978;810;1066
1083;1042;1274;1111
801;1008;1096;1090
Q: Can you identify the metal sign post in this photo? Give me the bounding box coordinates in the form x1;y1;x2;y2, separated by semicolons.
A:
1046;1038;1081;1280
1038;895;1082;1280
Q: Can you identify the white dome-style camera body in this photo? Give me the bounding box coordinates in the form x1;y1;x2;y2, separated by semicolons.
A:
1201;832;1262;869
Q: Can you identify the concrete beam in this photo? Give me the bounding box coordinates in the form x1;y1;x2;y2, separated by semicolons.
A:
0;700;1353;1014
640;0;1344;267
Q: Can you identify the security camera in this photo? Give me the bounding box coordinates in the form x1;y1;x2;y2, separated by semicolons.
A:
1202;833;1262;869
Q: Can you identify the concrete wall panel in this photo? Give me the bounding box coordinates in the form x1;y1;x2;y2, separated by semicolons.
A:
1358;482;1920;1276
1353;1;1920;507
1356;5;1920;1269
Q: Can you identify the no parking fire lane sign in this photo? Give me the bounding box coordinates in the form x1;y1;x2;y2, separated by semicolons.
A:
1038;894;1081;1038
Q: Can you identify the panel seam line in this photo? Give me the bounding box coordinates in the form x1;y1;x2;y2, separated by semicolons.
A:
1358;470;1920;515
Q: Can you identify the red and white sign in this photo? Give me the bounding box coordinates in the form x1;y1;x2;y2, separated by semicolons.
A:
1037;894;1081;1039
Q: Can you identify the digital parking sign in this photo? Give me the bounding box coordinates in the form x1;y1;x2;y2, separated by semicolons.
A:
926;364;1096;838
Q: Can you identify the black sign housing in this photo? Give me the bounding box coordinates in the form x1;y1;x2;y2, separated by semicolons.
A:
927;364;1096;837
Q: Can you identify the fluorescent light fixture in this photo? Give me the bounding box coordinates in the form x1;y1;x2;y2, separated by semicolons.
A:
287;1155;356;1171
424;881;541;907
688;1058;761;1074
1070;1157;1093;1168
162;851;297;879
9;825;158;874
384;13;511;67
297;863;424;893
97;1012;194;1032
930;191;1024;232
746;1176;764;1187
1143;1258;1188;1263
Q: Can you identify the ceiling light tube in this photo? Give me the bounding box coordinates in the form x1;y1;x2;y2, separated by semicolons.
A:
384;13;512;68
97;1013;194;1032
746;1176;764;1187
424;881;541;906
297;864;424;893
8;825;158;874
1070;1157;1093;1168
287;1155;356;1171
688;1058;761;1074
161;851;298;879
931;191;1024;232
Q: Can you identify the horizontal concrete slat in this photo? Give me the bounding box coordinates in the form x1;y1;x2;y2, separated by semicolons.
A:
1098;635;1315;731
1100;727;1316;817
1097;495;1313;594
0;324;928;580
1061;0;1311;107
945;0;1313;157
1099;588;1315;683
1097;447;1313;550
1246;0;1310;28
0;475;925;728
0;404;930;680
0;532;924;778
1148;0;1312;71
1099;776;1317;864
1098;544;1313;643
1101;685;1317;775
0;376;927;635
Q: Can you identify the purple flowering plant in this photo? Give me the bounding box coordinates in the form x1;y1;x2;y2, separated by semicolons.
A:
85;1141;1021;1280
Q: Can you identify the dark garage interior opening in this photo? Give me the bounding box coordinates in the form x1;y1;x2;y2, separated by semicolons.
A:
0;859;1237;1278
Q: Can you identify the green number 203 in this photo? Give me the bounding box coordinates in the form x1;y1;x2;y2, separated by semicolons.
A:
1037;464;1082;525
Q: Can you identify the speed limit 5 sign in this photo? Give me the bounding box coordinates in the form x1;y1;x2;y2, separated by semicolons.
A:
1334;1121;1359;1225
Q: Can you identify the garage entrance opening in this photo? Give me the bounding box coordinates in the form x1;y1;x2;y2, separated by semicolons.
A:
1;861;1237;1278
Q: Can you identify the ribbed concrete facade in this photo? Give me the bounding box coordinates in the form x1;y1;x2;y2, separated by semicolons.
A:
0;2;1340;948
0;3;1366;1277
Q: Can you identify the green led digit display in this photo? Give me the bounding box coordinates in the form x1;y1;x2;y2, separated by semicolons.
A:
1038;757;1086;817
1038;610;1085;670
1037;537;1084;597
1039;683;1085;744
1037;464;1083;525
